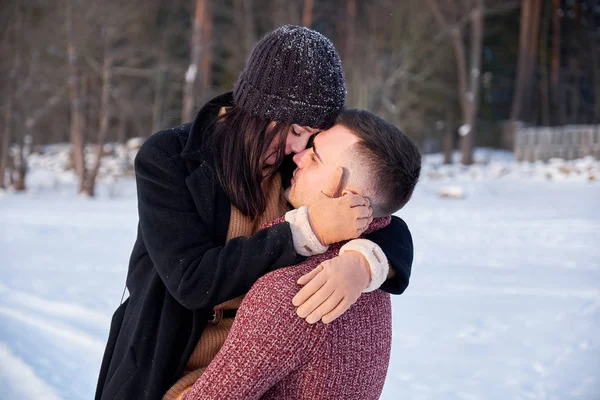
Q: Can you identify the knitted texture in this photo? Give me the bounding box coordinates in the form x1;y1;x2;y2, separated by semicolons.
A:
233;25;346;129
163;174;290;400
183;217;392;400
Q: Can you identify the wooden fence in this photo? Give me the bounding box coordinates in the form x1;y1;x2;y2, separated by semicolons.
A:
514;124;600;161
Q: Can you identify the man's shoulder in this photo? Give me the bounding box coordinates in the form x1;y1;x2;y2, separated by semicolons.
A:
241;260;324;315
252;262;315;299
236;263;316;331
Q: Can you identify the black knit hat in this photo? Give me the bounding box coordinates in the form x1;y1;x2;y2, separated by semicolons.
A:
233;25;346;130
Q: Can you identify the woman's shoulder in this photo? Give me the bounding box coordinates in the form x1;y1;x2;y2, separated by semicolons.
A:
139;123;193;159
134;123;214;184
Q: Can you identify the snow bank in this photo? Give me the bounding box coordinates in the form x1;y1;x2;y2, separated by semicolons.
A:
20;146;600;192
423;149;598;183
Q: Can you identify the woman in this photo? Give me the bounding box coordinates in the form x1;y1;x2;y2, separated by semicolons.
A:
95;25;414;400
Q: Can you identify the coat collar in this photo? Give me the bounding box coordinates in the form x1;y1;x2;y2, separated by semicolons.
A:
181;91;235;161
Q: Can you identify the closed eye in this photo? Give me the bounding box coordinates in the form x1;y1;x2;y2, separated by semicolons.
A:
292;127;302;137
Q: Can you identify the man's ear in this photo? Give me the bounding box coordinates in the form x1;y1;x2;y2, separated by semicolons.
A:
334;167;350;198
323;166;345;198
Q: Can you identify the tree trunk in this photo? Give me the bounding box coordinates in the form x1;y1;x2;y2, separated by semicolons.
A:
117;108;127;144
0;98;11;189
152;67;166;133
593;22;600;123
83;32;113;197
273;0;299;27
82;75;92;146
424;0;481;165
78;77;89;193
443;110;455;164
345;0;357;106
551;0;562;125
199;0;213;106
13;134;27;192
460;3;484;166
3;2;22;190
1;80;16;190
273;0;286;26
242;0;256;58
65;0;87;191
182;0;207;123
511;0;541;124
539;0;551;126
567;58;581;123
346;0;356;64
152;58;167;133
510;0;533;123
523;0;541;119
302;0;314;27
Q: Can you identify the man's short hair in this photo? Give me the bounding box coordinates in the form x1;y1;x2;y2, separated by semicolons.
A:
336;109;421;216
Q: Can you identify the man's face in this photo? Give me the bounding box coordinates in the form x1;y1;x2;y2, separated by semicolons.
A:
286;125;359;208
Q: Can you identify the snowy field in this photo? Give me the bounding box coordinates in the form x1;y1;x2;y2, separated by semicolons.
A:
1;149;599;399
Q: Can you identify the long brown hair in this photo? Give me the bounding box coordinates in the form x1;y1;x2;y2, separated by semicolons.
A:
205;106;291;218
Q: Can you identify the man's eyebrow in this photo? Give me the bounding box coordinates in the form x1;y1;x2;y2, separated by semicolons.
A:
312;141;323;163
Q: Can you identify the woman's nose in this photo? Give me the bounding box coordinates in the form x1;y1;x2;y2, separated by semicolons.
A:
288;136;309;155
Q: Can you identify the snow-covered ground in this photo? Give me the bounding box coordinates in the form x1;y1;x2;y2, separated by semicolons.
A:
1;149;599;399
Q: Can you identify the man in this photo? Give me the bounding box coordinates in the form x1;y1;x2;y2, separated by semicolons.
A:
181;109;422;400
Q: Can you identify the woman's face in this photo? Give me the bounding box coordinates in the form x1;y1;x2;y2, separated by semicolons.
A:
263;124;321;166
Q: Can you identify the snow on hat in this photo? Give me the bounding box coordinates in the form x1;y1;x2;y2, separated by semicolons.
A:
233;25;346;130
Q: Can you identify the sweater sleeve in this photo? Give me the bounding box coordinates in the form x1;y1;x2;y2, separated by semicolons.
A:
182;268;328;400
134;134;304;310
362;215;414;295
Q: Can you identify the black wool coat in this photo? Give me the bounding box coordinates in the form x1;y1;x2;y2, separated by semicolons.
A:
95;92;414;400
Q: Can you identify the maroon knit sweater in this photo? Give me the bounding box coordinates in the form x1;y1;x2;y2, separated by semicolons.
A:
182;216;393;400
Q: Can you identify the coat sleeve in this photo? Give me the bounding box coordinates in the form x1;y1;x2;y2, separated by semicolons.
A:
182;270;327;400
362;216;413;295
134;135;303;310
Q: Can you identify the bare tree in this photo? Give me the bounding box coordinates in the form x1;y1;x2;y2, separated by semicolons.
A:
81;28;114;196
425;0;487;165
199;1;213;105
551;0;563;125
273;0;301;26
11;4;28;191
0;103;9;188
182;0;213;123
302;0;314;27
336;0;455;153
65;0;87;190
443;110;456;164
510;0;542;125
64;0;136;195
593;17;600;123
345;0;357;105
9;0;596;188
0;9;20;189
539;0;552;126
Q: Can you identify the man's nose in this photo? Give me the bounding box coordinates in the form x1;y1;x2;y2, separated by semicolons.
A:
293;149;308;167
